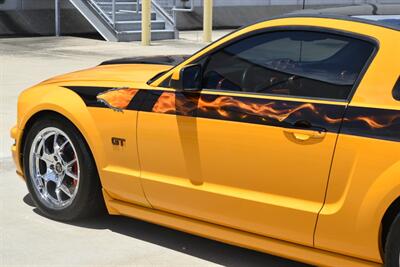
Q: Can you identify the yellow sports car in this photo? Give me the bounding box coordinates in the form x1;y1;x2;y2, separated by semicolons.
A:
10;15;400;267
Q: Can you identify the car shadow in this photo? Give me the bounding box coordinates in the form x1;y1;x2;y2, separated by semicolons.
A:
24;193;311;267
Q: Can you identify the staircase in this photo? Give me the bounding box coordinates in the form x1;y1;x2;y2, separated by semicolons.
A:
69;0;177;42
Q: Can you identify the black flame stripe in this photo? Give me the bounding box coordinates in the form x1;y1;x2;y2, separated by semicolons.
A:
64;86;400;142
341;107;400;142
64;86;114;108
148;90;346;133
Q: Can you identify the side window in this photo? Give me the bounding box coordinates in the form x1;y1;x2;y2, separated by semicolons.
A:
202;31;375;100
392;77;400;101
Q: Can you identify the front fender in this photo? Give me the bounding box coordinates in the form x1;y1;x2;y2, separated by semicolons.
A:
17;84;107;174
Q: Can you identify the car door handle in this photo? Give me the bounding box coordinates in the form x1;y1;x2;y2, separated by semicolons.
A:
285;128;327;141
284;120;327;141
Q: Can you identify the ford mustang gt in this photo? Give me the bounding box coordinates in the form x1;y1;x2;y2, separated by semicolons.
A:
10;15;400;266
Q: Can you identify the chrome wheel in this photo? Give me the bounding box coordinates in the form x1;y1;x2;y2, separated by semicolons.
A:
28;127;80;209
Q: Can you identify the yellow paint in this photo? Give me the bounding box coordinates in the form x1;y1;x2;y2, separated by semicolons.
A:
137;108;338;246
10;16;400;266
104;190;380;267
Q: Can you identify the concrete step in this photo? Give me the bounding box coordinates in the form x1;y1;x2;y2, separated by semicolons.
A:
106;11;156;21
101;7;142;13
118;29;175;41
96;1;139;5
115;20;165;31
102;7;142;14
97;2;141;11
94;0;138;2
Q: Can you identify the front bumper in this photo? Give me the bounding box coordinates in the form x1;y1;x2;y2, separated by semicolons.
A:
10;125;24;178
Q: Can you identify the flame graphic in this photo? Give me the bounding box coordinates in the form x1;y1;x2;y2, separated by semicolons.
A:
345;115;400;129
197;96;317;122
153;92;178;114
152;92;400;131
323;115;343;124
326;112;400;129
152;92;319;123
97;88;138;111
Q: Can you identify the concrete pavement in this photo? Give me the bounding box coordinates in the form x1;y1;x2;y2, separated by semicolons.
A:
0;32;308;267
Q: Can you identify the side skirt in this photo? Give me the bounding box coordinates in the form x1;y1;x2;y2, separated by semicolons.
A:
102;189;381;267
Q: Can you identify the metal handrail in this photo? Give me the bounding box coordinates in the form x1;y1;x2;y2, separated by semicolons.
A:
151;0;174;25
87;0;115;25
86;0;181;39
171;0;193;38
89;0;139;27
172;0;193;12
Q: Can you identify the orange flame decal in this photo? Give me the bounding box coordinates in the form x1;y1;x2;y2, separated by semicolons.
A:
153;92;177;114
198;97;317;122
97;88;138;111
323;115;343;124
152;92;400;131
327;113;400;129
347;115;400;129
152;92;319;122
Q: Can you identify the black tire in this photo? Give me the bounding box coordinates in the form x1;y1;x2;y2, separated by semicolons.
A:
385;213;400;267
23;115;105;221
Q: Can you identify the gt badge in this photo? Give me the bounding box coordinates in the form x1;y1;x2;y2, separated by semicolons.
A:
112;137;126;147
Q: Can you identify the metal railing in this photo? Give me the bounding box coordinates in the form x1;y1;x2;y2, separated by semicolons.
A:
172;0;193;13
152;0;179;38
152;0;174;25
87;0;115;26
86;0;180;38
171;0;193;29
87;0;141;27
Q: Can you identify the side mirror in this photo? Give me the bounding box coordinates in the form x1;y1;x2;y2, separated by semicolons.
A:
169;64;202;91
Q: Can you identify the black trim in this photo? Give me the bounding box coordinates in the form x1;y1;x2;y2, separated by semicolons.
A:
140;90;164;112
126;89;151;110
100;55;190;66
342;106;400;142
150;91;346;133
64;86;113;108
63;86;400;143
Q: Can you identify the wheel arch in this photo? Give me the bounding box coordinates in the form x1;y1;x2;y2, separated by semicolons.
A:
19;110;103;186
17;85;108;183
380;196;400;257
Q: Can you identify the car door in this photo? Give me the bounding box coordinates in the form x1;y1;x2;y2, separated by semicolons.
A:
137;29;375;246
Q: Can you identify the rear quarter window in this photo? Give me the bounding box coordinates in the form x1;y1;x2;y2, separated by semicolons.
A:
392;77;400;101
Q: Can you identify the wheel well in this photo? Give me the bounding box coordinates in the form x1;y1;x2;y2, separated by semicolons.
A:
381;196;400;254
20;111;64;164
19;110;97;177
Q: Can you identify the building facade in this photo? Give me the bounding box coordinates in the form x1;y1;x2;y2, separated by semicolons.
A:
0;0;399;39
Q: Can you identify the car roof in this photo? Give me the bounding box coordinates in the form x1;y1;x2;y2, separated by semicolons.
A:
276;14;400;32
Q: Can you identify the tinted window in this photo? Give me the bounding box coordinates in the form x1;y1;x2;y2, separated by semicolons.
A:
392;77;400;101
202;31;375;100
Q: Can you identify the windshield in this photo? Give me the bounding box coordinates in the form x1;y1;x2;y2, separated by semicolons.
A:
353;15;400;30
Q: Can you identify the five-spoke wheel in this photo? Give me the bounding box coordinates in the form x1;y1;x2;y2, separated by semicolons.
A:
23;115;104;221
29;127;80;209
